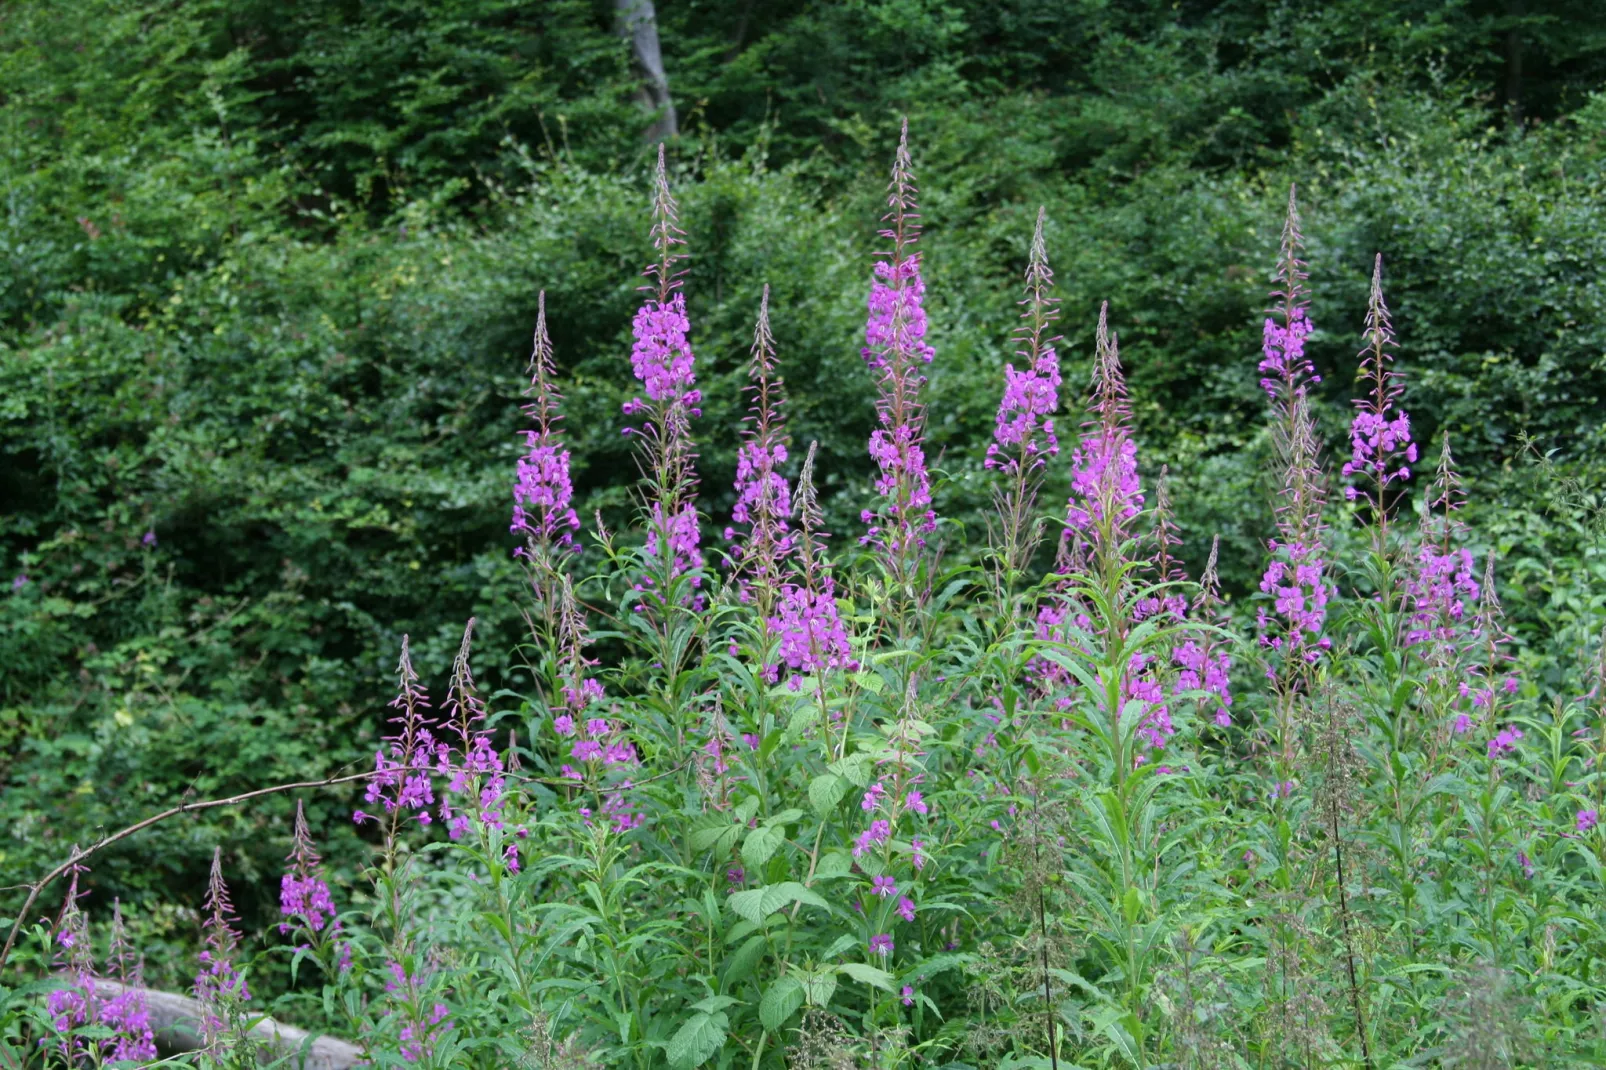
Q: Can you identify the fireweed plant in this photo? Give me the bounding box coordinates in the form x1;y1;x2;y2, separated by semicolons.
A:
7;139;1606;1070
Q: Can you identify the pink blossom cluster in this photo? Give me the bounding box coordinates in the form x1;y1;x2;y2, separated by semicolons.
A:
638;501;706;605
1258;307;1317;400
1065;432;1142;534
280;803;338;935
196;849;250;1042
625;293;700;410
986;348;1061;475
768;582;857;686
385;961;452;1063
1405;545;1480;648
862;256;935;371
1174;639;1234;727
863;423;936;553
511;294;580;554
1256;541;1333;667
1342;409;1417;500
510;436;578;548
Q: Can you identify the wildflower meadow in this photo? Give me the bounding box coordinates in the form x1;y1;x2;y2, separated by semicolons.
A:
3;121;1605;1069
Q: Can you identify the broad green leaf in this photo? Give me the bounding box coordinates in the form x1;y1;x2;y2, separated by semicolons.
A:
829;753;871;787
727;882;830;925
723;935;766;986
759;977;805;1031
798;969;838;1007
743;825;785;869
837;962;894;991
809;773;847;817
814;850;853;880
666;1011;727;1069
691;995;740;1014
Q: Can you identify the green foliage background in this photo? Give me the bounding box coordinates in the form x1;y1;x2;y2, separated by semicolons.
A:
2;0;1603;987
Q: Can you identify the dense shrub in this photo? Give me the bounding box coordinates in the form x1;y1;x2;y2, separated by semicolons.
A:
5;128;1606;1067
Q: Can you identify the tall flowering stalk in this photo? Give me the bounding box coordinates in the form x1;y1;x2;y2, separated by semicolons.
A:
623;144;705;608
861;120;937;617
1406;434;1481;704
512;292;580;612
1253;190;1333;797
1464;555;1519;741
1259;186;1319;407
102;899;158;1062
549;575;642;831
1173;537;1235;730
1065;304;1144;555
440;620;507;846
769;443;856;700
1343;255;1418;557
281;800;339;939
727;285;793;614
1256;191;1333;704
1032;306;1145;721
44;862;96;1056
987;207;1062;604
196;847;249;1048
356;637;444;858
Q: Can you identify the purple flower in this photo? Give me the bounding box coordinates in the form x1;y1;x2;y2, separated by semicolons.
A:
280;801;337;935
861;123;938;568
1518;851;1535;880
987;217;1060;489
854;819;892;858
1487;726;1524;759
141;530;157;547
897;896;917;922
1578;809;1599;834
510;293;581;554
728;287;795;599
1343;256;1416;524
871;875;898;898
1259;307;1316;400
11;574;27;591
768;583;855;683
1063;305;1143;542
901;984;915;1007
196;848;250;1044
1259;189;1319;403
359;637;449;828
628;293;697;406
862;781;887;812
904;789;928;815
642;501;705;590
869;933;895;957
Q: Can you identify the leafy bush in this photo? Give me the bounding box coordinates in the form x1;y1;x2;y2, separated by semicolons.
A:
5;130;1606;1068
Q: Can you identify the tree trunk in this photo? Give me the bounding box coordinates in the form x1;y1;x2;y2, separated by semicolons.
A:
615;0;678;141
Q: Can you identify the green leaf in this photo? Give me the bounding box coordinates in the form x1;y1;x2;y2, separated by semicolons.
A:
723;934;767;986
727;882;830;925
759;977;805;1031
798;968;838;1007
691;994;740;1014
767;808;805;827
809;773;847;816
743;825;785;869
689;820;742;855
829;753;871;787
666;1011;728;1068
814;850;853;880
837;962;894;991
